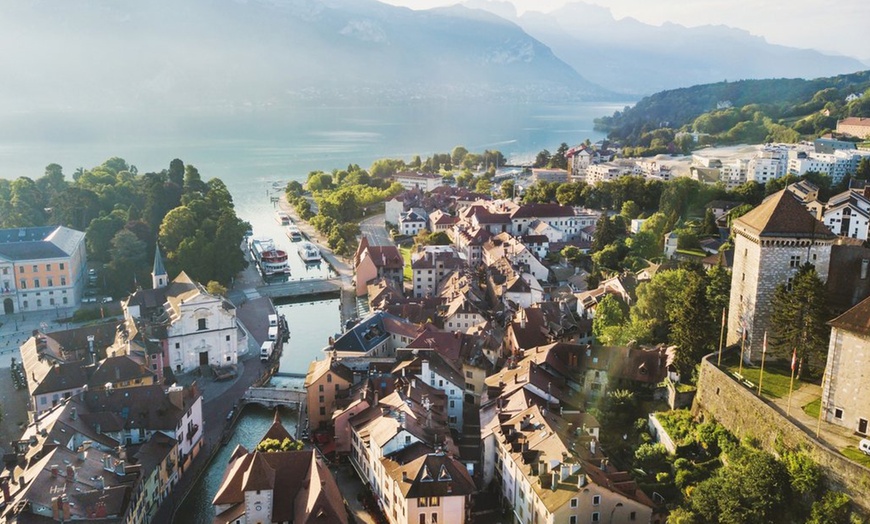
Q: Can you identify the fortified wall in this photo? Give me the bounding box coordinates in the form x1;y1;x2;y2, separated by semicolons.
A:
693;355;870;513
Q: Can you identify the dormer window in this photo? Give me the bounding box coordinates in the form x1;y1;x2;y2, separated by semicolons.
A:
438;465;451;481
421;465;433;481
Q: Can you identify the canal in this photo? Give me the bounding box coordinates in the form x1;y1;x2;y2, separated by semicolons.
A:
173;404;299;523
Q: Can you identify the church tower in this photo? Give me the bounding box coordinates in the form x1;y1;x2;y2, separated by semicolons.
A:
152;245;168;290
727;190;835;360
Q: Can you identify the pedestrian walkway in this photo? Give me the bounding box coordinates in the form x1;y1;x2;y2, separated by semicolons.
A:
768;383;861;452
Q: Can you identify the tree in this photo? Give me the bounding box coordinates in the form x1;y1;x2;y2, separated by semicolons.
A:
705;264;731;326
451;146;469;166
533;149;551;168
500;179;516;200
474;177;492;194
168;159;185;187
206;280;228;296
620;200;641;220
592;214;617;252
807;492;851;524
668;271;713;380
702;208;719;236
105;229;148;297
306;172;333;192
86;213;126;262
548;143;569;169
769;263;830;376
856;157;870;180
592;294;626;342
627;230;661;260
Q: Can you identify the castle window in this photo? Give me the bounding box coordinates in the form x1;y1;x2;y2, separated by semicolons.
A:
789;255;801;268
786;277;795;292
834;408;843;419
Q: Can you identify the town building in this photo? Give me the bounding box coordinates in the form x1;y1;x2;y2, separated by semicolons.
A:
123;253;245;374
0;225;87;314
394;171;444;192
399;210;429;237
837;117;870;139
212;411;347;524
411;246;465;298
304;353;353;429
353;237;404;297
726;190;836;360
531;168;570;184
821;295;870;436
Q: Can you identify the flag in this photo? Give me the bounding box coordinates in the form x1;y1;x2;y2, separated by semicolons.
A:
762;331;767;354
791;348;797;371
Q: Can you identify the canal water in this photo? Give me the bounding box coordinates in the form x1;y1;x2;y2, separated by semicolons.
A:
173;404;299;523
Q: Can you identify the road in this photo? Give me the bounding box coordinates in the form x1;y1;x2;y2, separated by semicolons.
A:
359;213;394;247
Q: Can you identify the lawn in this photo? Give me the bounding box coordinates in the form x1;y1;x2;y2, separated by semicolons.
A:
841;447;870;468
802;397;821;419
399;246;412;281
721;353;804;399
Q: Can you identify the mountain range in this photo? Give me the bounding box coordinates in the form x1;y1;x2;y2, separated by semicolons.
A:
0;0;865;114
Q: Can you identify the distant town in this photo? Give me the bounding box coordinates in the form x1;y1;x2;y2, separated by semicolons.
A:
1;111;870;524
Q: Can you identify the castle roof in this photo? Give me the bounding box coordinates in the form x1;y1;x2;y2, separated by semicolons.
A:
829;293;870;336
734;190;834;239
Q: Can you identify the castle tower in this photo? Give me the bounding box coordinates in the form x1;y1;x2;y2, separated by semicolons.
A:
726;190;835;360
152;245;168;290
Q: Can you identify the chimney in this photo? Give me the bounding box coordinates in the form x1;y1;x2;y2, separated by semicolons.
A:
115;460;126;476
95;476;105;490
862;259;869;280
77;448;87;462
52;496;60;521
0;479;9;504
70;407;77;421
590;440;596;455
65;465;75;482
402;471;408;482
62;495;71;521
421;360;430;384
551;471;558;491
578;473;587;487
560;463;570;481
51;465;58;477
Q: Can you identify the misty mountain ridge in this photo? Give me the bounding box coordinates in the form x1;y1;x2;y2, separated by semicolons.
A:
464;0;866;96
0;0;608;115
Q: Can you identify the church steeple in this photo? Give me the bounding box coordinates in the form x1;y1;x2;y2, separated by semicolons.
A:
152;245;168;289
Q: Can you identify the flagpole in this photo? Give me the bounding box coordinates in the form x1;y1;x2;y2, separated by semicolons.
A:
816;366;827;438
717;307;726;367
757;331;767;396
787;348;796;416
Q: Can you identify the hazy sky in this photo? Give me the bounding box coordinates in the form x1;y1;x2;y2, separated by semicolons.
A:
380;0;870;61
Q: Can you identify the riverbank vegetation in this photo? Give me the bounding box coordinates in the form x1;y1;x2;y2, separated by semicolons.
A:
284;147;506;257
0;158;248;298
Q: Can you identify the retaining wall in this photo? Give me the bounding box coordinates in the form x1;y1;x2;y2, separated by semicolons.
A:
693;355;870;513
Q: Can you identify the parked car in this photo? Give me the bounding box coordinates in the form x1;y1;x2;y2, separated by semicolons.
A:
860;438;870;455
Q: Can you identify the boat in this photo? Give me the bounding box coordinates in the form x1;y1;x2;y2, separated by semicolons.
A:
275;211;291;226
249;237;290;275
285;224;303;242
297;241;321;263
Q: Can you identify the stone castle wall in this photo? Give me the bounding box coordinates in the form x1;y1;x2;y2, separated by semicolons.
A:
693;355;870;514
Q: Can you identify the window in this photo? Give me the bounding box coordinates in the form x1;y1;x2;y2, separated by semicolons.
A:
593;495;600;506
47;278;53;287
36;299;42;307
449;400;455;408
405;435;411;444
466;370;473;379
33;279;39;288
319;385;324;392
20;279;26;289
319;407;326;415
46;264;51;271
431;513;437;523
327;374;332;383
175;343;181;349
786;277;795;292
789;255;801;268
630;511;637;521
198;318;207;330
335;384;340;391
569;517;577;524
18;266;24;273
32;265;38;272
570;498;578;508
59;263;64;270
592;512;600;522
319;395;324;403
834;408;843;419
419;515;425;524
60;277;66;286
226;335;230;341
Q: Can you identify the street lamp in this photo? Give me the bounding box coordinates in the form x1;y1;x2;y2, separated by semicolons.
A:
609;502;624;524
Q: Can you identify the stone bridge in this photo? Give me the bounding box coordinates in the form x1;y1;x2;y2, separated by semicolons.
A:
242;387;307;409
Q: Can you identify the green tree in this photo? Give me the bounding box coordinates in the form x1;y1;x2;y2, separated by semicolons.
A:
856;157;870;180
620;200;641;220
206;281;228;296
592;214;617;252
475;177;492;194
306;172;333;192
86;213;126;263
627;230;661;260
702;208;719;236
668;271;712;380
807;492;851;524
548;143;569;169
705;264;732;326
106;229;148;297
769;264;830;376
592;294;626;344
500;179;516;200
451;146;469;166
533;149;551;168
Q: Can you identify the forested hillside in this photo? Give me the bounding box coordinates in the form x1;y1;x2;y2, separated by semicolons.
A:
595;71;870;153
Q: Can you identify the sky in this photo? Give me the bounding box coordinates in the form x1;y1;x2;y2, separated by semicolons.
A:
379;0;870;62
